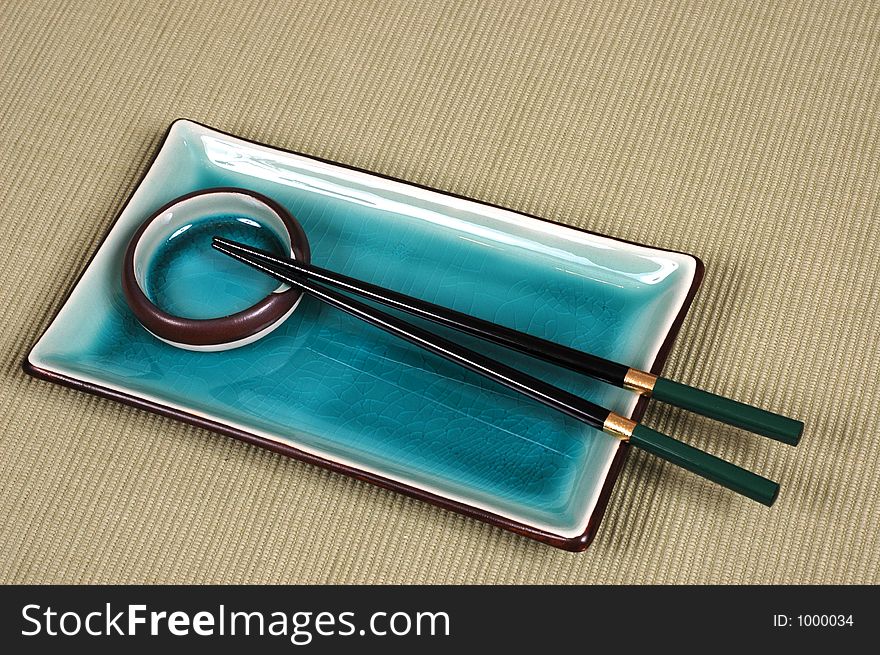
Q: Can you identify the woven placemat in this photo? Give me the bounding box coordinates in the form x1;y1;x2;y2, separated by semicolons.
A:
1;0;877;583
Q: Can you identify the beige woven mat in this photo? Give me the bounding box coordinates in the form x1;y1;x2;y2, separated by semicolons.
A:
1;0;878;583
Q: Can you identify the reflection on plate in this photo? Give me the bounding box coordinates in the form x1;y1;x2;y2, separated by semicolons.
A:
26;120;702;550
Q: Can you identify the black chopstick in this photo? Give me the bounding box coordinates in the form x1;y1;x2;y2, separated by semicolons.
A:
212;237;803;445
213;237;780;506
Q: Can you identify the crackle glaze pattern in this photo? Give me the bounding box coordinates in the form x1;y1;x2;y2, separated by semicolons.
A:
29;121;698;538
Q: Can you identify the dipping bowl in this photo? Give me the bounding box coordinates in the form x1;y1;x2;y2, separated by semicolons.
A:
121;188;310;351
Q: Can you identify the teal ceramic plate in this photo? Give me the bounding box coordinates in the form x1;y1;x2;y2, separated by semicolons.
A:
26;120;702;550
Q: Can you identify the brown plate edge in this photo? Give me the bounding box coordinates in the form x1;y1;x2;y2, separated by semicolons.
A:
22;118;706;552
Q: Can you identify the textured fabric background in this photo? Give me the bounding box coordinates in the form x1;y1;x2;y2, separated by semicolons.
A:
1;0;878;583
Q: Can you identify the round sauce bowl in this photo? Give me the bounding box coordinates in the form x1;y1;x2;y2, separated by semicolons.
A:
122;188;310;351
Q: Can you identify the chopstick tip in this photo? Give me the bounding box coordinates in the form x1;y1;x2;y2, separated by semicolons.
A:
211;236;247;255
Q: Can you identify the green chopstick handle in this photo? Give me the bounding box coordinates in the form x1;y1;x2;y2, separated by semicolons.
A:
651;378;803;446
629;424;780;506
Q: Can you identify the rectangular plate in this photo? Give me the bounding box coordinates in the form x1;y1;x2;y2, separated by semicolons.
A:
25;120;703;550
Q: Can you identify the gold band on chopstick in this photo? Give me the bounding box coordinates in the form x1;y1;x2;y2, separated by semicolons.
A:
603;413;636;441
623;368;657;396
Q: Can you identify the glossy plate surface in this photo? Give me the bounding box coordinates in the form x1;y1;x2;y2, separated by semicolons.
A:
26;120;702;548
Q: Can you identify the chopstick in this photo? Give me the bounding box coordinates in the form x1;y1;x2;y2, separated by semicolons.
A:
212;237;803;446
213;237;780;506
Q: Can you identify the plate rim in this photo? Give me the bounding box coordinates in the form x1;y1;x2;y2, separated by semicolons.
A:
23;118;705;551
